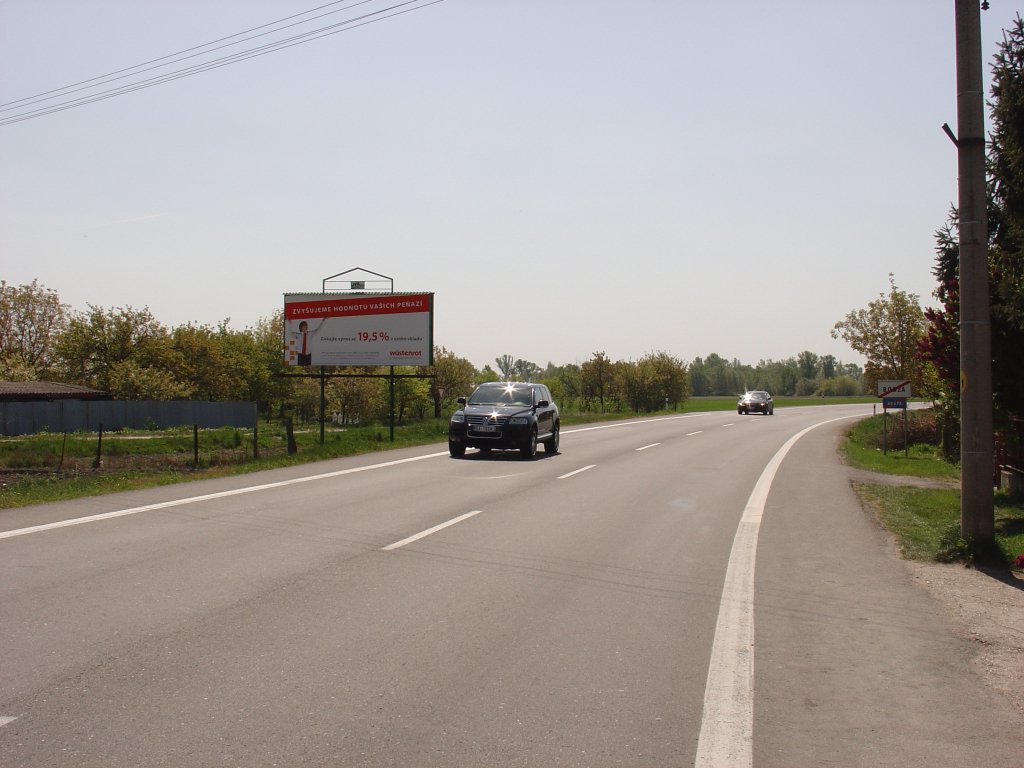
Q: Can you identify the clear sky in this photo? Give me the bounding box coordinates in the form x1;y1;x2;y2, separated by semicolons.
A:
2;1;1020;372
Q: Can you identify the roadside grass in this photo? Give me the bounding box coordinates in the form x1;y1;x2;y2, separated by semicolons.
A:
0;420;453;509
843;410;1024;568
843;411;960;480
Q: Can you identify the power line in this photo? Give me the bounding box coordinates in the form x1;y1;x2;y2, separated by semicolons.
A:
0;0;448;127
0;0;378;111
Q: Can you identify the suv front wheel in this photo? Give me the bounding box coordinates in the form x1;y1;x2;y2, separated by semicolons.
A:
520;428;538;459
543;423;560;454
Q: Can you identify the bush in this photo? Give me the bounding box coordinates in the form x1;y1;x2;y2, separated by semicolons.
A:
860;409;938;450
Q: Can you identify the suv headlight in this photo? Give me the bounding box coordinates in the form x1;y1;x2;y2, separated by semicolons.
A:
450;413;465;423
509;417;528;425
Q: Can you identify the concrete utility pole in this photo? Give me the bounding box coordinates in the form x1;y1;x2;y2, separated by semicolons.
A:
954;0;994;546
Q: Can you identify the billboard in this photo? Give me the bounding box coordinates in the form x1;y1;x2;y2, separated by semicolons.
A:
283;292;433;367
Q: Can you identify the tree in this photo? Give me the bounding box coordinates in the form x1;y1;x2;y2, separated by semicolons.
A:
328;375;383;425
606;354;690;413
216;322;278;409
987;14;1024;427
168;323;236;400
918;213;962;456
392;368;432;423
494;355;515;380
688;357;710;396
55;305;169;391
755;359;797;396
0;280;69;380
616;358;655;412
429;347;476;417
246;311;294;417
581;351;614;411
476;365;499;384
689;353;743;396
512;358;541;382
921;16;1024;448
108;359;190;400
645;351;689;408
797;350;819;380
832;275;926;392
820;354;837;380
818;375;861;397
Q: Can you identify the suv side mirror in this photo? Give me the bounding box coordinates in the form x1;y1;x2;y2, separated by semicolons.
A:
457;397;467;405
536;400;550;408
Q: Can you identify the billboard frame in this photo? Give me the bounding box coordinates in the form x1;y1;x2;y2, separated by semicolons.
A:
283;291;434;368
279;279;435;444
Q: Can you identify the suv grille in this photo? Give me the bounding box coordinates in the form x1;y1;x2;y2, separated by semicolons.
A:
466;414;509;426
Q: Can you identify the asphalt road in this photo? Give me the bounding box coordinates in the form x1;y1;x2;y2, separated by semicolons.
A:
1;404;1020;767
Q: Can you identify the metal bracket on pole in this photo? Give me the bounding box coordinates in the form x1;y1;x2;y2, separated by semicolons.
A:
941;122;959;147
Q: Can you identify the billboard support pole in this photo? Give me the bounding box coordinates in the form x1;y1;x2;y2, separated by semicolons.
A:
389;367;396;442
320;366;326;446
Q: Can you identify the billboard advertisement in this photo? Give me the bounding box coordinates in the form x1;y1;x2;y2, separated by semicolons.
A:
283;292;433;367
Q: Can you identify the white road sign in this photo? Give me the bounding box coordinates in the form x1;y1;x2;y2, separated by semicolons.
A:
877;380;912;397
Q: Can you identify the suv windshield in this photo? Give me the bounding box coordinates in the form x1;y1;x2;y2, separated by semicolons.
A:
468;384;534;407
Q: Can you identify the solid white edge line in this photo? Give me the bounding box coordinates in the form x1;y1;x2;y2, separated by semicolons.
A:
0;450;450;541
381;510;481;551
558;465;596;480
694;415;859;768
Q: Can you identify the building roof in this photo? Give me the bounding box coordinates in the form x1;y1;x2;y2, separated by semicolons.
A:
0;381;112;401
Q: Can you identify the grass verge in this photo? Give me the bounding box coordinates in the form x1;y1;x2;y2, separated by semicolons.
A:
843;410;1024;568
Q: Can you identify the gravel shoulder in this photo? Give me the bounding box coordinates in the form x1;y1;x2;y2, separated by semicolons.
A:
906;559;1024;717
850;468;1024;718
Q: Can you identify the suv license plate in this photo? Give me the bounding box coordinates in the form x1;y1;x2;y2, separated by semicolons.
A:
476;424;496;432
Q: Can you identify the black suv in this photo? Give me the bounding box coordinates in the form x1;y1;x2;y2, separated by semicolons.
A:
448;382;560;459
737;390;774;415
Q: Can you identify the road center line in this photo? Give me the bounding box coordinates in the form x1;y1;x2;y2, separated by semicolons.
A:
694;415;860;768
563;413;701;435
0;450;450;541
381;510;481;551
636;443;660;451
558;465;596;480
687;431;703;436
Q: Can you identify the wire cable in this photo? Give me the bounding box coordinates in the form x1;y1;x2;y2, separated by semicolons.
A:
0;0;448;127
0;0;379;111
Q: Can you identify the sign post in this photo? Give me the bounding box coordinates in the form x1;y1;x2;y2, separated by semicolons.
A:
877;380;912;456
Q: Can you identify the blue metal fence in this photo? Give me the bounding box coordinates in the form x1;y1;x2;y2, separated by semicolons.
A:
0;400;257;436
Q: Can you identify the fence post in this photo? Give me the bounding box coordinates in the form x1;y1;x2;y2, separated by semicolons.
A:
286;417;297;455
93;424;103;468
